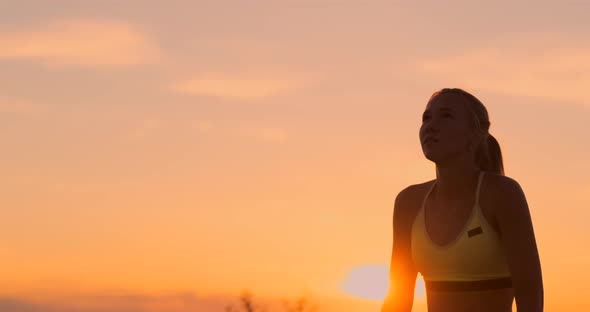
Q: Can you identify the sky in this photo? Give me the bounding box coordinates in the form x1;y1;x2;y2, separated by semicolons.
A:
1;1;589;311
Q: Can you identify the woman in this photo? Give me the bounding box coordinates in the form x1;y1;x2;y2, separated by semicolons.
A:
381;89;543;312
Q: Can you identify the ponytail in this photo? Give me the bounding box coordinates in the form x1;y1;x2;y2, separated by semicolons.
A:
475;133;505;176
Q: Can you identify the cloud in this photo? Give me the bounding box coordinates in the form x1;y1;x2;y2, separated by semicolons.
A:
123;118;163;142
170;74;303;99
581;184;590;204
190;120;287;143
0;98;44;114
239;126;288;143
417;32;590;105
257;127;288;143
0;19;159;68
193;121;212;133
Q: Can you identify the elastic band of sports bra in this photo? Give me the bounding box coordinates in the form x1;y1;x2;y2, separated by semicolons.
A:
425;277;512;292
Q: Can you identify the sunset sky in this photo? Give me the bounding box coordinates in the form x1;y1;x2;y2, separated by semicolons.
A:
1;1;589;311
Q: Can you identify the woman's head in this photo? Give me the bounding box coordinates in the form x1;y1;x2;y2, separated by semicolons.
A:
419;88;504;175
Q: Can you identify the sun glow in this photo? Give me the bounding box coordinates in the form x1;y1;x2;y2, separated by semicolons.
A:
341;264;426;301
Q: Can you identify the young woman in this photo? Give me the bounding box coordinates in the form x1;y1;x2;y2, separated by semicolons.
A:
381;89;543;312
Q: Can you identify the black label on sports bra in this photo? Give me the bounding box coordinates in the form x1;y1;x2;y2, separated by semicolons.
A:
467;226;483;237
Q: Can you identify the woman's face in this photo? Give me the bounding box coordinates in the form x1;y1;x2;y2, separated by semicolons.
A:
419;93;478;164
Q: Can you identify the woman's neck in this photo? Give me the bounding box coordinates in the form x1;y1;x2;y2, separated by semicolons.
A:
434;161;480;201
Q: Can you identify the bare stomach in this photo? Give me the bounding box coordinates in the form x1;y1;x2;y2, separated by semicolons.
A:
425;288;515;312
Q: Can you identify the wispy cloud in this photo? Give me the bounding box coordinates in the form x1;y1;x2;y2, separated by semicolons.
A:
190;120;287;143
581;184;590;204
417;32;590;105
123;118;163;142
192;121;212;133
170;74;303;99
0;98;44;114
238;126;289;143
0;19;159;68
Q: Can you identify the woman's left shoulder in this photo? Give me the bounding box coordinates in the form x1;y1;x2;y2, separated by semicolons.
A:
483;171;527;203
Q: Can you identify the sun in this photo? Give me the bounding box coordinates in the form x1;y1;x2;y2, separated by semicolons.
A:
340;264;426;301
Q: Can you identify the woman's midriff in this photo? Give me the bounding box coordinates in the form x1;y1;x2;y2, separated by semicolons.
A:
425;287;515;312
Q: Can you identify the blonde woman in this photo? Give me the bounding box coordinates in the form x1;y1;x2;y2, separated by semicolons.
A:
381;89;543;312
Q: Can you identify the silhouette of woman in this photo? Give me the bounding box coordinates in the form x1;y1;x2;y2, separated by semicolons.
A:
381;88;543;312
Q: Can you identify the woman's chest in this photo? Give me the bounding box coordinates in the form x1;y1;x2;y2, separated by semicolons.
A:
423;192;500;246
424;197;476;246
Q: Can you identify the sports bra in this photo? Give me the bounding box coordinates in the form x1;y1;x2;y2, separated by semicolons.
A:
411;171;512;291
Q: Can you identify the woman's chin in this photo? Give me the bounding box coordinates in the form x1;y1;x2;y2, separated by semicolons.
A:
423;151;439;162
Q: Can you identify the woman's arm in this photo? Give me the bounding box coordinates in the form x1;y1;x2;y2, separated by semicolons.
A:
494;177;544;312
381;186;419;312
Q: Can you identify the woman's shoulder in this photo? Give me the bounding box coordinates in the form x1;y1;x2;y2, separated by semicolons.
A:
393;179;436;219
397;179;435;202
483;172;524;193
482;171;526;206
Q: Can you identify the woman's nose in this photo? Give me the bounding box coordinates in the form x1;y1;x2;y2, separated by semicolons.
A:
422;118;439;133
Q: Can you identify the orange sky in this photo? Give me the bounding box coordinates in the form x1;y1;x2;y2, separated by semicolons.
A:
1;1;589;311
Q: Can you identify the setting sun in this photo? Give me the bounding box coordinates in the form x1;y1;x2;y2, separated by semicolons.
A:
340;264;426;301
